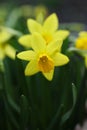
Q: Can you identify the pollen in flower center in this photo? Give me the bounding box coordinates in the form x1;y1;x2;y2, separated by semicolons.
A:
38;54;54;73
42;32;53;44
76;37;87;50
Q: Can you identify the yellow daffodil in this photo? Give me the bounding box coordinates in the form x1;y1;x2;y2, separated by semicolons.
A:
75;31;87;50
18;13;69;48
0;26;16;60
75;31;87;67
17;33;69;81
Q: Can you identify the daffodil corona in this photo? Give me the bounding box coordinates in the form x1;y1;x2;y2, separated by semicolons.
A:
38;54;54;73
17;33;69;81
18;13;69;48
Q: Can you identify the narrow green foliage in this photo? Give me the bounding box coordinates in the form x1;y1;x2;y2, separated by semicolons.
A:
20;95;29;130
60;83;77;125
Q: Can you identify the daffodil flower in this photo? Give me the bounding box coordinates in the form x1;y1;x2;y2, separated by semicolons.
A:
17;33;69;81
75;31;87;50
75;31;87;67
18;13;70;48
0;26;16;60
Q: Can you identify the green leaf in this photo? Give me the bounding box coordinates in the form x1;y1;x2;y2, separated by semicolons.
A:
3;94;19;129
15;55;29;99
5;8;22;28
3;58;20;113
20;95;29;130
46;104;64;130
60;83;77;125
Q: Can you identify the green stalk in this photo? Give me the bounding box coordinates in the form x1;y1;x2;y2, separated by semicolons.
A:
69;68;87;129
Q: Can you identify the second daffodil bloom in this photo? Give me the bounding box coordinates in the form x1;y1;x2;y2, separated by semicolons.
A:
18;13;69;48
0;26;16;60
17;33;69;81
75;31;87;67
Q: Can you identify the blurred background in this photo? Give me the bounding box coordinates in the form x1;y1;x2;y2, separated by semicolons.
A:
0;0;87;24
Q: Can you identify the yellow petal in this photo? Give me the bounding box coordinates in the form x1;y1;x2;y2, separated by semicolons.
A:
42;69;54;81
0;48;5;60
17;50;36;61
31;33;46;52
54;30;70;40
79;31;87;37
27;19;42;33
0;28;12;43
5;44;16;59
18;35;32;48
47;39;63;55
25;60;39;76
43;13;58;32
53;52;69;66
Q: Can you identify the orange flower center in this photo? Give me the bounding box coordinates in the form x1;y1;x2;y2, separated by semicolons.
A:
38;54;54;73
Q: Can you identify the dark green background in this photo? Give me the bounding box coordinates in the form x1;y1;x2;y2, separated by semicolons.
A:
0;0;87;24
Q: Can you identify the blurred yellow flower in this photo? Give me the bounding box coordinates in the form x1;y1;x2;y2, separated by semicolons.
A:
17;33;69;81
75;31;87;67
19;13;69;48
75;31;87;50
0;26;16;60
